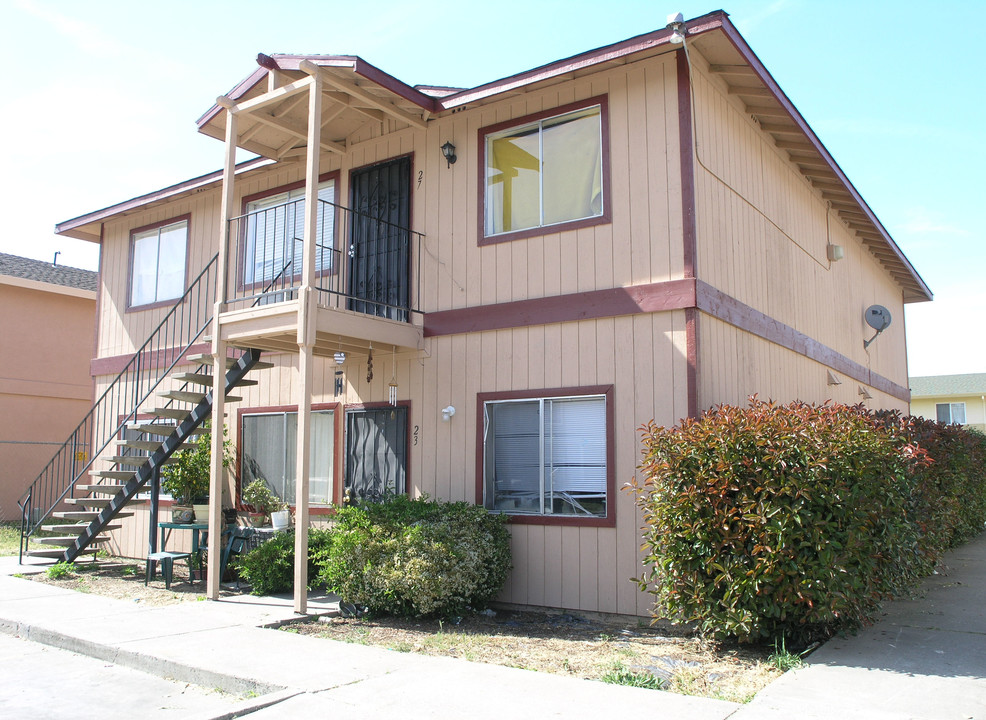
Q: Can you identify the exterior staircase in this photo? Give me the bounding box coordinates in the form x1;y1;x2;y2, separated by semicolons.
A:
16;252;269;564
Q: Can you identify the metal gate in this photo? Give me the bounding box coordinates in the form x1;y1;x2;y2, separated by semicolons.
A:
344;406;407;502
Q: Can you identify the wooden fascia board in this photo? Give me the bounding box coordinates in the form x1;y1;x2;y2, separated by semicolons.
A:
439;12;726;109
718;16;931;302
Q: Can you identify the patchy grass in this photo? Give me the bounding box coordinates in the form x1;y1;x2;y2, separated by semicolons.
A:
0;522;20;556
287;610;784;704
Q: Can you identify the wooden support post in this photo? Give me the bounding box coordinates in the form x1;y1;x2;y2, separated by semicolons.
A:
292;72;322;614
206;105;238;601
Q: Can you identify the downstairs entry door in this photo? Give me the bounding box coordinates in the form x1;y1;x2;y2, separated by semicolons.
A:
345;406;407;502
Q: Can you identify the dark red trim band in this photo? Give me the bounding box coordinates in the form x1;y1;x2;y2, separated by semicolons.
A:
677;50;697;280
424;279;696;337
694;280;910;402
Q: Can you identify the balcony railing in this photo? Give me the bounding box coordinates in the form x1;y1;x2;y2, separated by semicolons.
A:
225;198;422;322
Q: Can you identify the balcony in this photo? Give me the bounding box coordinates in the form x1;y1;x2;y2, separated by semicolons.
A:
216;196;424;358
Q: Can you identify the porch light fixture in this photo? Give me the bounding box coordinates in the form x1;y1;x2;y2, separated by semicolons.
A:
666;12;687;43
441;141;457;167
441;405;456;422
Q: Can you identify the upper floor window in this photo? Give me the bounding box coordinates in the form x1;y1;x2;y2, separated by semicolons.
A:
129;216;188;308
481;97;609;245
243;179;335;286
936;402;967;424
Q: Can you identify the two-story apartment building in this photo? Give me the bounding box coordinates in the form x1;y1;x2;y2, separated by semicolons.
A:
35;10;929;616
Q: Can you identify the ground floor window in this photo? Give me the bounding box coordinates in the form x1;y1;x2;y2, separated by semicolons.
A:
345;406;407;502
482;389;609;519
241;409;334;504
936;402;967;424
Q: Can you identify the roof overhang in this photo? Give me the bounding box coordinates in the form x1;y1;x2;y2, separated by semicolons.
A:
60;12;931;303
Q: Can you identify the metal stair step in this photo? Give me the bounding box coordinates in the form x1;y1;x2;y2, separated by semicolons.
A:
107;455;176;467
91;470;136;481
187;353;273;370
169;372;257;388
145;407;192;420
41;523;123;532
76;484;127;494
34;536;111;546
128;423;207;437
121;439;168;451
159;390;242;403
52;511;134;521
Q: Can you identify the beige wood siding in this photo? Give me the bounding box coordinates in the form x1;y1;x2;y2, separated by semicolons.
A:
689;58;908;396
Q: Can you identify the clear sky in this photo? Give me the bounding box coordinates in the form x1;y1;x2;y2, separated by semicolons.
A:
2;0;982;377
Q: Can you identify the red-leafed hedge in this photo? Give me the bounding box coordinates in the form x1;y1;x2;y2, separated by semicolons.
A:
633;399;986;644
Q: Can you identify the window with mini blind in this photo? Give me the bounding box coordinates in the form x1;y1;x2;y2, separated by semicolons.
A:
481;388;612;523
480;97;609;244
129;217;188;308
242;179;336;286
936;402;967;424
240;409;335;505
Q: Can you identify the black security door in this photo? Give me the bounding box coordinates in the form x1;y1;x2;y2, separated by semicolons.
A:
348;156;411;321
345;406;407;502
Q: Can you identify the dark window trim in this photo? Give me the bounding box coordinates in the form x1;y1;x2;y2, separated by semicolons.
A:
476;95;611;247
237;402;342;513
475;385;615;528
126;213;191;312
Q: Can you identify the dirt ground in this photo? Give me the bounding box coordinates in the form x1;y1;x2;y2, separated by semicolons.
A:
26;559;782;703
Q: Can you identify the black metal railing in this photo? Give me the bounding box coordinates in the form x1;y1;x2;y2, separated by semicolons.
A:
18;254;219;558
225;198;422;321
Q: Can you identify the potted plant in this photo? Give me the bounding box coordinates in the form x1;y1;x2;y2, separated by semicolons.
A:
242;478;289;529
162;423;233;524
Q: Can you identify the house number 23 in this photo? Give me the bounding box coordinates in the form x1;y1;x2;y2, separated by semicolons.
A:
413;425;419;445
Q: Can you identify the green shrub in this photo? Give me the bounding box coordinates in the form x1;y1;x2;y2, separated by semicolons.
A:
47;561;73;580
877;412;986;562
633;399;924;644
316;495;511;617
235;528;334;595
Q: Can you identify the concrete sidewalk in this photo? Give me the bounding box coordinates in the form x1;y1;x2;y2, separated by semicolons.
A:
0;556;737;719
2;533;985;719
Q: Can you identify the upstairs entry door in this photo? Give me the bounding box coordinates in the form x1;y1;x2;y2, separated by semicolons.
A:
348;156;411;321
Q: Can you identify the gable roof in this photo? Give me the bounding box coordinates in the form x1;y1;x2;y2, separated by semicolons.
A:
0;252;97;293
55;10;930;303
910;374;986;398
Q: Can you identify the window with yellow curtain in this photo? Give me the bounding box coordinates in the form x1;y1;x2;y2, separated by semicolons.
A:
485;104;603;237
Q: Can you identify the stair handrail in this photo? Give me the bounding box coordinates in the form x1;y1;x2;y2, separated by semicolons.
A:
17;252;221;550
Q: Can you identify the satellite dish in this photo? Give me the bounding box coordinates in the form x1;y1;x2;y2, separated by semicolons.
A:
865;305;892;332
863;305;892;348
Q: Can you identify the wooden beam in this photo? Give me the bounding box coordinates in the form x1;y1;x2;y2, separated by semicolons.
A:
809;179;847;191
710;64;757;76
796;160;835;171
774;139;816;151
323;91;386;122
221;76;314;116
746;105;790;118
299;60;427;129
728;86;772;97
249;109;346;155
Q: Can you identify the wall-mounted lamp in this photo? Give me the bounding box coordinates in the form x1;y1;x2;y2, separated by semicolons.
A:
441;405;456;422
666;12;687;44
827;244;844;262
441;141;457;168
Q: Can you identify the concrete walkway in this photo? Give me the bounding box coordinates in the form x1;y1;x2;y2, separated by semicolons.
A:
1;534;985;718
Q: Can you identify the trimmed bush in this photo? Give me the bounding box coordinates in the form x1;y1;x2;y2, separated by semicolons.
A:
316;495;511;617
234;527;334;595
633;399;925;644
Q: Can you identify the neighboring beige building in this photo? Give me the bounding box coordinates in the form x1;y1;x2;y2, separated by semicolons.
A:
32;11;930;615
0;253;96;522
910;374;986;434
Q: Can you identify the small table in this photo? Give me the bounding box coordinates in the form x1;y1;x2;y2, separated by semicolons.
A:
158;521;209;581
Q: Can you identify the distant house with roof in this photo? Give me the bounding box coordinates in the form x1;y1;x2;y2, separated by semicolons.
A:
0;253;97;521
910;374;986;433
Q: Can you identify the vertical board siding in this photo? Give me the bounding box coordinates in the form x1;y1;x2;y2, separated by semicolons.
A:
689;61;908;393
